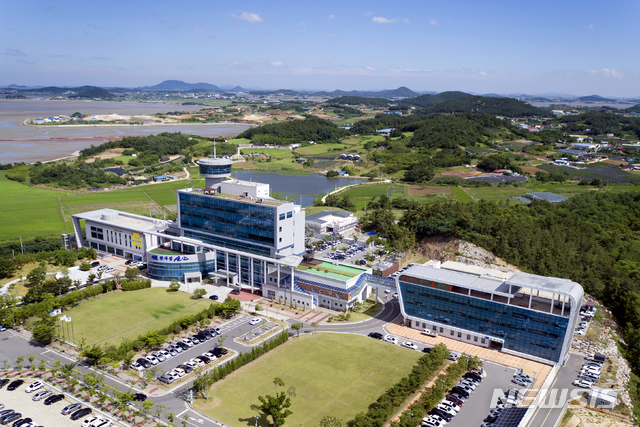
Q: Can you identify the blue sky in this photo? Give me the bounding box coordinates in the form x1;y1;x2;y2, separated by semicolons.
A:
1;0;639;96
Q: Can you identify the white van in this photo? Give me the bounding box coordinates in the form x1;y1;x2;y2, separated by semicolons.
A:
422;329;439;337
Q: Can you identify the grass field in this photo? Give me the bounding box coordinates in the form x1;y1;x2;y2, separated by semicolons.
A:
240;148;294;159
450;187;476;203
193;333;421;427
56;287;210;346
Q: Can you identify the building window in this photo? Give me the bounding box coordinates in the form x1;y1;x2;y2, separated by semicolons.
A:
279;227;282;232
474;336;478;342
457;332;462;338
279;238;282;242
481;338;486;344
467;334;471;340
287;211;293;218
450;330;454;336
336;293;341;298
433;325;437;331
440;327;443;333
279;213;285;221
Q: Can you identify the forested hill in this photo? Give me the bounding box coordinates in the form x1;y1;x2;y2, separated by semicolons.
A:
236;116;350;144
69;87;117;100
399;192;640;416
419;95;542;117
312;87;418;98
328;96;390;107
397;91;469;108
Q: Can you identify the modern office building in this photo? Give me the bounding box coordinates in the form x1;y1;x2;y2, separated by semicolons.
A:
397;260;583;364
71;156;306;292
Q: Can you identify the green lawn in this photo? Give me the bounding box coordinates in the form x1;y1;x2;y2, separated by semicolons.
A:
240;148;294;159
193;333;422;427
57;288;210;346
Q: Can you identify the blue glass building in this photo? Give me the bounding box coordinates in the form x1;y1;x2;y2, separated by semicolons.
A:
397;261;583;364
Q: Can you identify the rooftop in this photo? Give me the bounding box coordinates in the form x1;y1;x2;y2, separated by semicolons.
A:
525;192;568;203
178;187;288;206
73;209;169;232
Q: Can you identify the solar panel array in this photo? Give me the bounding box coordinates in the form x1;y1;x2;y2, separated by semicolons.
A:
525;192;568;203
467;175;529;184
491;407;529;427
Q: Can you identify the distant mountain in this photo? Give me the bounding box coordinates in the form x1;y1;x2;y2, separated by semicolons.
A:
481;93;506;98
311;87;418;98
397;91;470;108
420;95;541;117
4;84;42;89
577;95;617;102
139;80;222;91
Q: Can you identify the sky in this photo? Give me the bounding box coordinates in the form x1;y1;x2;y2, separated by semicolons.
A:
1;0;640;97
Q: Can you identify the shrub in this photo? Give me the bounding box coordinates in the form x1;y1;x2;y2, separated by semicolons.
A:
121;279;152;291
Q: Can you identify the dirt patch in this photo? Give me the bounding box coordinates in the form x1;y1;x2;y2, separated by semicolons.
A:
164;204;178;212
603;159;628;166
85;148;127;163
241;114;270;123
415;236;520;272
562;406;633;427
522;166;548;174
406;185;452;196
435;171;480;178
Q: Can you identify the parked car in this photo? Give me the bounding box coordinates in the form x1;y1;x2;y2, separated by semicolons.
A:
212;347;228;358
32;390;52;401
44;394;65;405
512;377;528;386
132;393;147;402
401;341;418;350
151;352;166;362
81;416;100;427
0;379;9;389
249;317;262;326
383;335;398;345
25;381;43;393
422;329;438;337
176;342;190;351
13;418;32;427
129;362;144;372
208;295;219;300
145;355;159;365
7;380;24;391
1;414;21;425
70;408;92;421
368;332;383;340
61;403;83;415
573;379;593;388
180;338;194;348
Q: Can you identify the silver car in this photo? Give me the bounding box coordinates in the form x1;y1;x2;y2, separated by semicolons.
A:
151;352;166;362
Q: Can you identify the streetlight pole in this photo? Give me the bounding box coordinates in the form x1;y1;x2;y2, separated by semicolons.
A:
254;416;258;427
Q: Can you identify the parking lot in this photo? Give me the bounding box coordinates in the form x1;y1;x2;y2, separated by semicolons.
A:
0;380;111;427
307;238;389;267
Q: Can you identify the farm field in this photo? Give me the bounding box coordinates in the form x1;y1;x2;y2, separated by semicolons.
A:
56;287;210;347
450;187;475;203
193;333;422;427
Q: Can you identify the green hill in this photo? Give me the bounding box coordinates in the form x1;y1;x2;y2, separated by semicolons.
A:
70;87;117;100
328;96;390;107
578;95;617;102
397;91;469;108
420;95;541;117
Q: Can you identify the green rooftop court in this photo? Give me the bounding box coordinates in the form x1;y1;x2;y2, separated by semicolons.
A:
298;261;367;280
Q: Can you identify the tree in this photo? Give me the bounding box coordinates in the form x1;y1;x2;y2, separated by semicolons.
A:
217;334;228;349
26;262;47;286
79;261;92;271
319;416;343;427
15;356;24;370
311;322;318;334
81;345;105;365
86;273;97;286
273;377;284;394
193;288;207;299
290;322;302;337
125;267;140;281
169;280;181;292
0;294;17;326
253;383;294;427
78;337;87;350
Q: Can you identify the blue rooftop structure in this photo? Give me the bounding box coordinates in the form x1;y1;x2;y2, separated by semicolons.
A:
525;192;568;203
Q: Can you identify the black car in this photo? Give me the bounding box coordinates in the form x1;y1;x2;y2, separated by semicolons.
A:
0;379;9;389
7;380;24;391
61;403;82;415
196;333;209;341
177;342;190;351
0;411;14;419
451;387;470;398
13;418;32;427
91;261;101;267
431;409;452;422
230;289;240;295
137;358;152;369
132;393;147;402
208;295;219;300
422;347;432;353
70;408;92;420
368;332;383;340
447;392;467;402
191;335;204;343
197;356;211;364
464;372;482;382
212;347;228;358
44;394;65;405
1;414;21;425
178;364;193;374
201;330;213;339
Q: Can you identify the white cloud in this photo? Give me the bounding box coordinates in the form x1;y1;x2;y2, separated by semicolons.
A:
328;14;336;20
583;24;594;29
231;12;263;24
430;19;438;26
4;48;26;56
588;68;624;79
270;62;285;67
372;16;409;24
226;61;240;66
327;33;336;38
366;66;376;71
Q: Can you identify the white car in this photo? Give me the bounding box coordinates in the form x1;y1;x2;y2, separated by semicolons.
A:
383;335;398;345
575;329;586;336
392;293;399;298
436;404;457;417
94;420;112;427
573;379;593;388
82;417;100;427
189;358;205;367
129;362;144;372
384;289;391;294
203;352;216;360
401;341;418;350
512;377;527;386
440;400;460;412
146;355;159;365
159;350;171;359
249;317;261;325
181;338;194;347
25;381;44;393
90;418;107;427
171;368;186;378
151;352;166;362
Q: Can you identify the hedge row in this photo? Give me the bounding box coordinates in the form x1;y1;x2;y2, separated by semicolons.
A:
391;355;481;427
121;279;151;291
347;344;450;427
